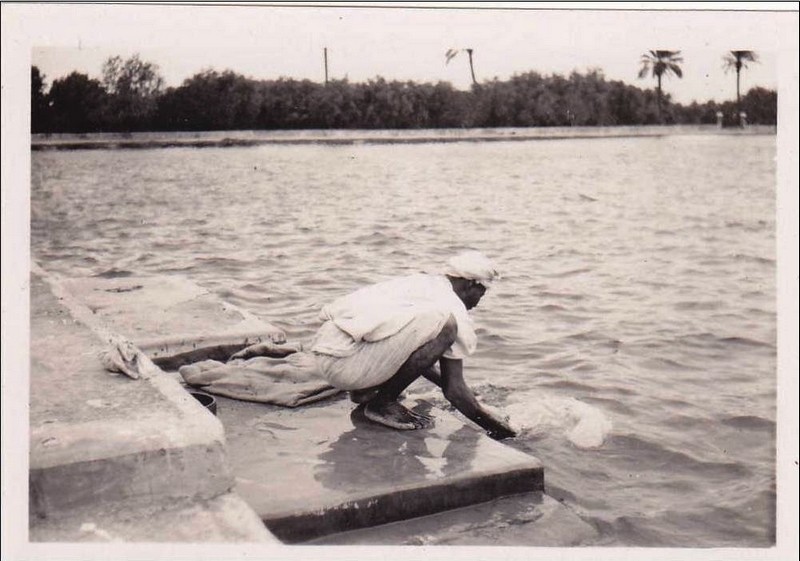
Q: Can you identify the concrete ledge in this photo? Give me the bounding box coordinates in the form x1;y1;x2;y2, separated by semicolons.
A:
48;271;570;545
267;466;543;543
29;268;274;542
30;492;278;543
217;397;544;543
30;125;776;151
311;492;597;546
57;275;284;366
30;271;233;518
30;439;230;517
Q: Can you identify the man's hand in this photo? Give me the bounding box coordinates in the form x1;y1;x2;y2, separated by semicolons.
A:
439;358;517;440
485;418;517;440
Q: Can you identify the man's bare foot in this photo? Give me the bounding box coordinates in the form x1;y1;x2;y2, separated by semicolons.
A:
363;400;433;430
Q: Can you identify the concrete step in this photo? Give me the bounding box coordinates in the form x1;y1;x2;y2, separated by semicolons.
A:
30;492;278;543
216;396;544;543
29;269;274;542
53;272;554;544
57;275;285;369
309;492;597;546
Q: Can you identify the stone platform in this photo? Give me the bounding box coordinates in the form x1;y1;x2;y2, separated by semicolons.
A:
45;271;573;545
29;269;276;542
58;275;285;369
217;396;544;543
310;492;596;546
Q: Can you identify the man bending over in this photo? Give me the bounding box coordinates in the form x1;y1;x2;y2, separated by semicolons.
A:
310;251;516;440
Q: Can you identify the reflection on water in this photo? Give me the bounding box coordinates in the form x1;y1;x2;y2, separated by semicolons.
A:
31;134;776;546
314;403;479;491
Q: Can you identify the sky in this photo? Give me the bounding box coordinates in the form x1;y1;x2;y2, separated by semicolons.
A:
21;4;791;105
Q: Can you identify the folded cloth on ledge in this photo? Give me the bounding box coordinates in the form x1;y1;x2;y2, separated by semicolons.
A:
179;351;340;407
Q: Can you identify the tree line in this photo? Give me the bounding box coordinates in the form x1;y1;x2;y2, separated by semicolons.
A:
31;54;777;134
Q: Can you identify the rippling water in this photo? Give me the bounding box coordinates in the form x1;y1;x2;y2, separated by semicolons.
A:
31;133;776;546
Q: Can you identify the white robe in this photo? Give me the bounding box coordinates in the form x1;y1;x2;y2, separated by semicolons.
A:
314;273;477;360
309;274;478;390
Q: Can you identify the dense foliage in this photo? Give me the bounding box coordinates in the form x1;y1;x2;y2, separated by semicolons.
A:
31;57;778;134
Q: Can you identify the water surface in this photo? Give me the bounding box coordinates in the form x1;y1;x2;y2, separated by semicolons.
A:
31;133;776;546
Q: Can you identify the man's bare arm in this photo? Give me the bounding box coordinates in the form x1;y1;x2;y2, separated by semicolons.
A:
428;358;517;440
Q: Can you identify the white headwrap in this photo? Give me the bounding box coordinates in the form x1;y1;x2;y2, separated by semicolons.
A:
444;251;500;287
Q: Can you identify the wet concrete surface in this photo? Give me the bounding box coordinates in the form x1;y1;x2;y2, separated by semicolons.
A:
58;275;284;366
216;395;544;543
30;275;178;427
47;271;593;545
29;269;275;542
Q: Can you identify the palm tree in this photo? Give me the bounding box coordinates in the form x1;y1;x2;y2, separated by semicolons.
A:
465;48;477;86
445;48;478;87
638;50;683;123
723;50;758;119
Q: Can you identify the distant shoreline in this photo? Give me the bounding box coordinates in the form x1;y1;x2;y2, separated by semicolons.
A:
31;125;776;151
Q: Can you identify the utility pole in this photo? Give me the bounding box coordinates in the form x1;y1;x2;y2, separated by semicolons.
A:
324;47;329;85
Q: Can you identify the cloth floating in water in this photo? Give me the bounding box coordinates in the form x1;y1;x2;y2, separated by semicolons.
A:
179;351;340;408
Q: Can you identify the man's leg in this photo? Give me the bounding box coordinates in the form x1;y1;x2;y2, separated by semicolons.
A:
349;387;380;404
362;314;457;430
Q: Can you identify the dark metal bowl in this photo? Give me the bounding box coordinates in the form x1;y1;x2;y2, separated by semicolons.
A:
188;390;217;416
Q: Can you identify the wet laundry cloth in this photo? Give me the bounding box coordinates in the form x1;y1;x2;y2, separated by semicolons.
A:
179;351;340;408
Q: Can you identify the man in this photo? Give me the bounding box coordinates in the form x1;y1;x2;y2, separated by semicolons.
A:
310;250;517;440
